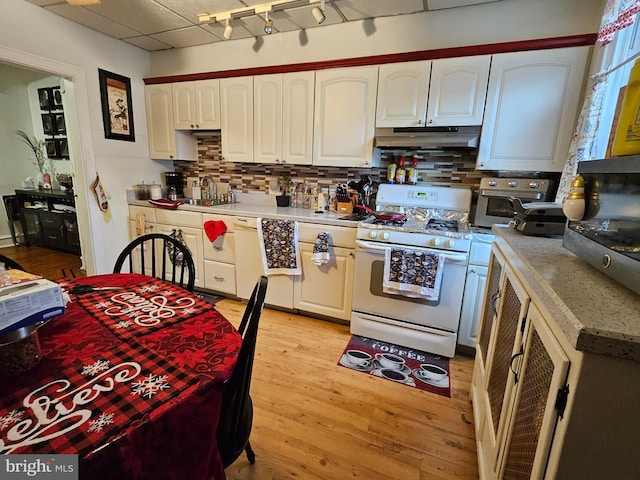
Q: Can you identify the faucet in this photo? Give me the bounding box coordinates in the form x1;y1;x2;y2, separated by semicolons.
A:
200;176;217;200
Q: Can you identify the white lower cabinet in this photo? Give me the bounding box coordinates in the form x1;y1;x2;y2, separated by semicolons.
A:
294;223;356;320
202;213;236;295
471;240;640;480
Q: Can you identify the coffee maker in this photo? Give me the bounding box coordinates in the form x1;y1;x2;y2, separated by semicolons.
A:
163;172;183;198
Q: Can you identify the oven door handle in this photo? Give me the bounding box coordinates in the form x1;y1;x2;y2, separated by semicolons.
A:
479;189;545;201
355;240;468;264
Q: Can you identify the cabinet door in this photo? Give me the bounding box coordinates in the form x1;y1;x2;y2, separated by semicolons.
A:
477;46;590;172
497;303;570;480
313;66;378;167
376;60;431;127
172;82;197;130
477;248;505;373
254;74;283;164
282;71;315;165
195;79;221;129
484;265;530;474
458;264;488;348
427;55;490;126
221;76;254;163
154;224;204;289
294;243;354;320
145;84;176;160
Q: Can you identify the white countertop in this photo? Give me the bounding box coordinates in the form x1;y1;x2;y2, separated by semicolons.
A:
493;225;640;362
130;200;361;227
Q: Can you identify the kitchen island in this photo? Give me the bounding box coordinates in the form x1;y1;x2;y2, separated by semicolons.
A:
471;225;640;480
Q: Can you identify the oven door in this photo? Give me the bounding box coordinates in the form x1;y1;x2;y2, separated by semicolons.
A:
474;189;546;227
352;240;468;332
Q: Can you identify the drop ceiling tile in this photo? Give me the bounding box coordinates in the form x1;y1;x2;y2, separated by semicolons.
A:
336;0;425;20
152;0;243;22
84;0;192;35
201;21;254;41
151;26;221;48
275;4;344;31
46;4;142;39
122;35;173;51
427;0;500;10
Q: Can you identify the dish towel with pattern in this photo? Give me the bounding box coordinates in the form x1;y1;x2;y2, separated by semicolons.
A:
204;220;227;249
311;232;332;265
135;211;146;236
383;247;444;301
257;218;302;275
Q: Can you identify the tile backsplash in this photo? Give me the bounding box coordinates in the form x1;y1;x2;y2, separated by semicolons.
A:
173;132;486;195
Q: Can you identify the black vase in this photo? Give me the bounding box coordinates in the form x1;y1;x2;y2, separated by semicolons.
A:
276;195;290;207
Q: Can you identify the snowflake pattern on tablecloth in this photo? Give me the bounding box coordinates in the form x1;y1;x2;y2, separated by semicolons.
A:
131;374;170;399
181;306;197;316
82;359;110;376
0;409;24;430
115;320;133;329
87;412;115;433
161;289;177;296
95;301;112;309
139;285;160;293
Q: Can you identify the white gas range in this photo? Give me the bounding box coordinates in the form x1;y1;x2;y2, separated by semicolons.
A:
351;184;472;358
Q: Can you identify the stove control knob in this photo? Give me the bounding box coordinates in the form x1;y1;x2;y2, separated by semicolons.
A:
382;232;390;241
369;231;378;239
488;180;498;187
430;238;441;247
508;181;518;188
444;239;455;249
529;181;540;188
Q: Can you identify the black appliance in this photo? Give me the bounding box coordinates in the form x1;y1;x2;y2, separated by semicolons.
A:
163;172;183;197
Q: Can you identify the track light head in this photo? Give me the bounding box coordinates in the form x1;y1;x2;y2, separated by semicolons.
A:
264;11;273;34
312;5;326;25
223;19;233;40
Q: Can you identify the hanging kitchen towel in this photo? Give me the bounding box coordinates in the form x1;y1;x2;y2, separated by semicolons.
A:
135;211;146;236
311;232;332;265
257;217;302;275
204;220;228;249
383;247;444;301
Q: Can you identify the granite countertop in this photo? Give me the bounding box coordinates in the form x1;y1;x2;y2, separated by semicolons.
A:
129;199;361;228
493;225;640;362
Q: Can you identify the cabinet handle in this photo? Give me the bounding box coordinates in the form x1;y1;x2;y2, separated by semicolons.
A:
491;291;501;315
509;344;525;384
214;276;224;281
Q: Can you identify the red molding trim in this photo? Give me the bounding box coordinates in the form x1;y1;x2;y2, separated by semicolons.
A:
144;33;597;85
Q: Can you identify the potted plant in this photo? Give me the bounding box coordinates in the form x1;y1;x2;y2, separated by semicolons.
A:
15;130;49;189
276;175;292;207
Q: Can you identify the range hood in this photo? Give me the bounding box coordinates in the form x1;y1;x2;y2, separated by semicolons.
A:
375;126;481;149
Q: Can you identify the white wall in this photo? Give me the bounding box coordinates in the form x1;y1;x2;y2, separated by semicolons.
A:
1;0;172;274
149;0;604;77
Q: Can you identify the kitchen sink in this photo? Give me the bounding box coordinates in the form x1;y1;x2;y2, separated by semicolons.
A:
182;198;218;206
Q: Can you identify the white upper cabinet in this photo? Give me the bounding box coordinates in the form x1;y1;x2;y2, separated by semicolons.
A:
221;76;254;163
477;46;590;172
376;56;490;128
172;80;220;130
376;60;431;127
426;55;490;126
144;84;196;161
313;66;379;167
254;71;315;165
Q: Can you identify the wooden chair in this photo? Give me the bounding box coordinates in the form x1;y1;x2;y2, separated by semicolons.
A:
217;275;268;468
112;233;196;291
0;253;25;271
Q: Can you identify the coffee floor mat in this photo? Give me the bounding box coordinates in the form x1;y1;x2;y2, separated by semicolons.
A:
338;335;451;397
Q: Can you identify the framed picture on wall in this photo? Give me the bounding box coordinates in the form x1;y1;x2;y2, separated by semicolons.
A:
52;88;63;109
45;139;57;157
54;113;66;134
98;68;135;142
41;113;55;135
38;88;52;110
56;138;69;158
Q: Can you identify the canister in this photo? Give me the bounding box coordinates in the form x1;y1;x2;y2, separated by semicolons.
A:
134;183;150;200
0;325;42;378
149;183;162;200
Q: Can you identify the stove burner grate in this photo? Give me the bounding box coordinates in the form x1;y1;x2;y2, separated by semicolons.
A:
372;217;407;227
427;219;459;232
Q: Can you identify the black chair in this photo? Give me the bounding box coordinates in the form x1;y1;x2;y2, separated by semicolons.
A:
0;253;25;271
2;195;22;246
217;275;268;468
112;233;196;291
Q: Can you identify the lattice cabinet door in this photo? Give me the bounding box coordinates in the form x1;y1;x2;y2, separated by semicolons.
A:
476;247;506;375
497;303;570;480
483;265;530;475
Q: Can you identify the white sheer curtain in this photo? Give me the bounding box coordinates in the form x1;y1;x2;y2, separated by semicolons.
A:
556;0;640;203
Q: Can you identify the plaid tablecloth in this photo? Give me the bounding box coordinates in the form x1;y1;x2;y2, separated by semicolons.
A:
0;273;242;480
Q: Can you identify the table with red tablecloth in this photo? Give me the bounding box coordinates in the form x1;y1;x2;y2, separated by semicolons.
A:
0;273;242;480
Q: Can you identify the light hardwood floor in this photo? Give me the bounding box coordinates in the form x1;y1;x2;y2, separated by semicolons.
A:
4;246;480;479
215;299;480;480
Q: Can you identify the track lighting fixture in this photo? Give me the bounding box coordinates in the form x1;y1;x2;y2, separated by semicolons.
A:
312;0;326;24
223;19;233;40
264;11;273;35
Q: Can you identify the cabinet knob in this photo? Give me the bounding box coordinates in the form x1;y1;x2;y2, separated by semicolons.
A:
428;119;433;125
190;124;195;128
418;119;424;125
